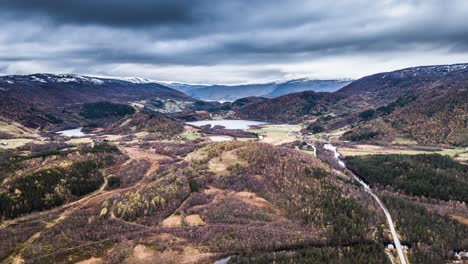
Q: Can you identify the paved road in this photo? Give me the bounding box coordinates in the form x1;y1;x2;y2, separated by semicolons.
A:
324;144;407;264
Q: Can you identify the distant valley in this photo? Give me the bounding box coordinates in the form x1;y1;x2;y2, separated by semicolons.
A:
233;63;468;147
0;63;467;264
165;79;352;101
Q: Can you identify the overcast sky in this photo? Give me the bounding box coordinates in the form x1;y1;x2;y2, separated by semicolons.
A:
1;0;468;84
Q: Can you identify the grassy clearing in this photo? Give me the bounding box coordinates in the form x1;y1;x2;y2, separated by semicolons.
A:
301;149;315;156
68;137;94;144
339;146;424;156
454;152;468;163
0;118;37;138
249;124;303;145
208;149;246;176
339;144;468;160
0;138;37;149
391;137;419;145
438;148;468;158
236;138;256;142
306;126;350;142
179;131;201;141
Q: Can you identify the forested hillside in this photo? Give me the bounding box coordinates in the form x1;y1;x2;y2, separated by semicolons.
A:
235;63;468;146
1;141;388;263
0;74;190;128
237;91;347;123
345;154;468;202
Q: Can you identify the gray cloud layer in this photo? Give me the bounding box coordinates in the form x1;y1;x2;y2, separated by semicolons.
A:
1;0;468;83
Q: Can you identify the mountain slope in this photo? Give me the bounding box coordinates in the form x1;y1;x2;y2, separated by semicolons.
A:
335;63;468;146
0;74;191;128
265;79;351;98
234;63;468;146
166;82;277;101
337;63;468;95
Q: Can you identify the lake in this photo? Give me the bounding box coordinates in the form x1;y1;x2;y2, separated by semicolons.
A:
56;127;89;137
186;120;267;130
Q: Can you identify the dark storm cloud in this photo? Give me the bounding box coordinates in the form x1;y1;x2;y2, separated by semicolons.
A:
0;0;205;27
1;0;468;83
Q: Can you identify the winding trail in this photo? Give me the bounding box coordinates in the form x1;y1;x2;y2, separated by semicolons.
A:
7;178;109;264
4;146;171;263
324;144;407;264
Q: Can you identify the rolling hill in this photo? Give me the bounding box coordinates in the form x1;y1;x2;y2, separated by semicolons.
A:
236;91;347;123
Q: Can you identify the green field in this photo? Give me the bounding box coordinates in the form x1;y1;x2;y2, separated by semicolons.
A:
249;124;303;145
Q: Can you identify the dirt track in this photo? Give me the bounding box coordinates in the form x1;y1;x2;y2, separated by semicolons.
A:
4;146;172;263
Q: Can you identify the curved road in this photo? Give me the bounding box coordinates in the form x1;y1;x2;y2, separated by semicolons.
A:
324;144;407;264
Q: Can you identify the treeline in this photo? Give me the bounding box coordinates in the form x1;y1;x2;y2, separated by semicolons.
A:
198;125;258;138
0;142;120;219
0;160;103;219
104;112;184;138
228;242;389;264
382;195;468;263
139;141;199;158
0;142;119;182
345;154;468;202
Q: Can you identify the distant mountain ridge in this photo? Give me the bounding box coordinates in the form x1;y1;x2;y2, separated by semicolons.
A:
234;63;468;146
0;73;190;128
337;63;468;95
164;79;352;101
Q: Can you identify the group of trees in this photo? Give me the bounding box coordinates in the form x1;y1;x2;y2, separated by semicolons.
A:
382;195;468;263
109;161;192;224
104;112;184;138
107;160;150;189
79;102;135;119
229;242;390;264
0;160;103;219
198;125;258;138
345;154;468;202
139;141;198;158
0;142;121;220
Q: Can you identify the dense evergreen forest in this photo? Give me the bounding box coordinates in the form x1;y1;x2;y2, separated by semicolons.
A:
0;143;120;219
79;102;135;119
345;154;468;202
228;242;390;264
382;195;468;263
0;160;103;219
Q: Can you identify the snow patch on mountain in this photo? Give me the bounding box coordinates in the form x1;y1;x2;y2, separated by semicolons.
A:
31;76;47;83
381;63;468;79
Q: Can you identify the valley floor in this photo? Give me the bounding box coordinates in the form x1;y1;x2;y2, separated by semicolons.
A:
0;120;466;264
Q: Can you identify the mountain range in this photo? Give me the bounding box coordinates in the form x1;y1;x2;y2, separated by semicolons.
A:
0;74;190;128
164;79;352;101
0;63;466;146
234;63;468;146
